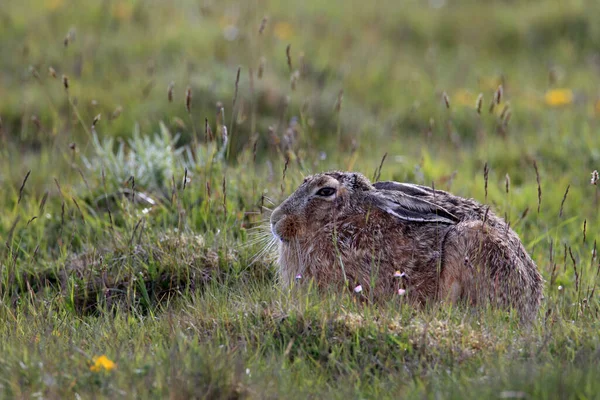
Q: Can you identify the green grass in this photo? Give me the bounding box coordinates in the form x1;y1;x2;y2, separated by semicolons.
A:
2;0;600;398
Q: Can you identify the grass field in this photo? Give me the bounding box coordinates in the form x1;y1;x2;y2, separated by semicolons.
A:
2;0;600;398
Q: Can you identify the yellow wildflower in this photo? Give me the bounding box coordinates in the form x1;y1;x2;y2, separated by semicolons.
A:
45;0;64;10
544;89;574;107
478;76;502;91
112;3;134;22
273;22;294;41
452;89;476;107
90;355;116;372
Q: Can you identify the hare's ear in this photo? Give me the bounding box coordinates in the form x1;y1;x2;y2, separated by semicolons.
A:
373;181;435;197
369;190;458;224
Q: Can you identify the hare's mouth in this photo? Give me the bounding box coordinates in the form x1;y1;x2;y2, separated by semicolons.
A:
270;222;287;243
270;219;295;243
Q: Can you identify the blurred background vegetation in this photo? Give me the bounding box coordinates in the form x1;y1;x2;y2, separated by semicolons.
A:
1;0;600;398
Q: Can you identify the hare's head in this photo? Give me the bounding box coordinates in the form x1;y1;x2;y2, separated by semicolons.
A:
270;172;373;242
271;171;459;243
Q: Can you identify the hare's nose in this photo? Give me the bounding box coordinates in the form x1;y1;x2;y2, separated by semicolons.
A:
270;207;287;242
270;207;283;227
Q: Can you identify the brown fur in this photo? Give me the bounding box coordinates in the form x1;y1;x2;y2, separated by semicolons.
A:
270;171;543;323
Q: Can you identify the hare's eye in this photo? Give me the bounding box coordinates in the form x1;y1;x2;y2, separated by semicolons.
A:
316;187;336;197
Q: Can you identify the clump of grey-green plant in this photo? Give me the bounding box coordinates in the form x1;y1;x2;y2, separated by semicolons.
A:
83;122;198;199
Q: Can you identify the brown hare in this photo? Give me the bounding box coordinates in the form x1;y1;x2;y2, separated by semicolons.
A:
270;171;543;323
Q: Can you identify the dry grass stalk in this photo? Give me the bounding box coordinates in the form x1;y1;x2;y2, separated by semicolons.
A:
18;170;31;205
183;168;188;191
495;85;503;104
185;86;192;114
5;216;20;251
373;152;388;182
259;17;268;34
92;114;101;128
64;28;75;47
31;116;41;131
502;110;512;127
221;125;228;147
488;99;495;114
48;67;57;78
282;154;290;180
168;81;174;103
442;91;450;109
77;168;90;192
483;162;489;202
335;90;344;113
550;257;558;287
299;52;307;77
39;191;48;214
222;177;227;217
559;184;570;217
248;67;255;96
476;93;483;114
205;118;214;142
500;103;510;120
72;197;85;224
128;176;136;202
111;106;123;120
101;169;115;231
505;173;510;194
533;160;542;213
290;70;299;91
281;154;290;193
258;57;266;79
568;246;580;292
233;67;241;108
286;44;292;72
583;219;587;243
252;134;259;163
481;206;490;232
216;103;224;126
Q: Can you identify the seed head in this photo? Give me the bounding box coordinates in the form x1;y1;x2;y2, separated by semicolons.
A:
205;118;214;142
442;91;450;109
290;70;299;91
111;105;123;120
285;44;292;72
591;170;599;185
494;85;503;105
185;86;192;113
476;93;483;114
259;17;268;34
62;74;69;90
168;81;174;103
258;57;266;79
334;90;344;113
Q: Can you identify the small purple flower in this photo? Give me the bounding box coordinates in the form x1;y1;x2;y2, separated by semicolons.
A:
295;274;302;281
393;271;405;278
397;289;406;296
353;285;363;293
